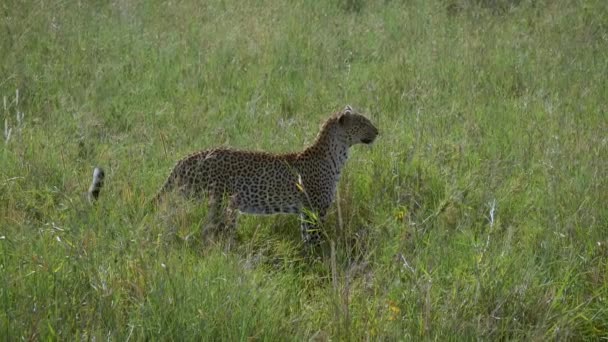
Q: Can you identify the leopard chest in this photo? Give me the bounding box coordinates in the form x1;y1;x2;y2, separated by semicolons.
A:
296;158;343;210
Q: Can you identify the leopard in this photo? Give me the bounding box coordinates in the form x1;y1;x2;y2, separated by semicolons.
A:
153;105;379;245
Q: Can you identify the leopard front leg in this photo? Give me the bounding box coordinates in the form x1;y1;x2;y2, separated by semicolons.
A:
300;208;327;246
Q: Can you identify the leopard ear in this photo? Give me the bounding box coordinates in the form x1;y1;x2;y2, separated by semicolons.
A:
339;105;353;125
344;105;353;115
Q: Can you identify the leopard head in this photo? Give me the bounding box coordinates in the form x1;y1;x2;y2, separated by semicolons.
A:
337;105;379;146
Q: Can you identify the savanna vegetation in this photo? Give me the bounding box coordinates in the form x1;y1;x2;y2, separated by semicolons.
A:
1;0;607;339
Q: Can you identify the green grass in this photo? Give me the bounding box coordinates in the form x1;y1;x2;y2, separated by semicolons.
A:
1;0;607;339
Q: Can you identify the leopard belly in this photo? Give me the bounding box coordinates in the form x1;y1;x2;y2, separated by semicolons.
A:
229;176;303;215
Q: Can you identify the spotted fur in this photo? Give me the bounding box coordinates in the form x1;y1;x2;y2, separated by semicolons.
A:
154;105;378;245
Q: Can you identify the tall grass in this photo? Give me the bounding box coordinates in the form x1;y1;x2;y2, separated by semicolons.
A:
1;0;607;339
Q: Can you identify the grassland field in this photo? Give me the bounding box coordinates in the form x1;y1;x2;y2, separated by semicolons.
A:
1;0;607;339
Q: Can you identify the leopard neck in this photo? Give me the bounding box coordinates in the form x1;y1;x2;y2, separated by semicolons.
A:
300;121;350;173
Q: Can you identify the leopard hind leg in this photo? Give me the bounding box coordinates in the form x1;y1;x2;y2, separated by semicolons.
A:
202;192;239;249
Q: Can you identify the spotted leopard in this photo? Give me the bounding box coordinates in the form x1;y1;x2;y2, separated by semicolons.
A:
154;105;378;245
